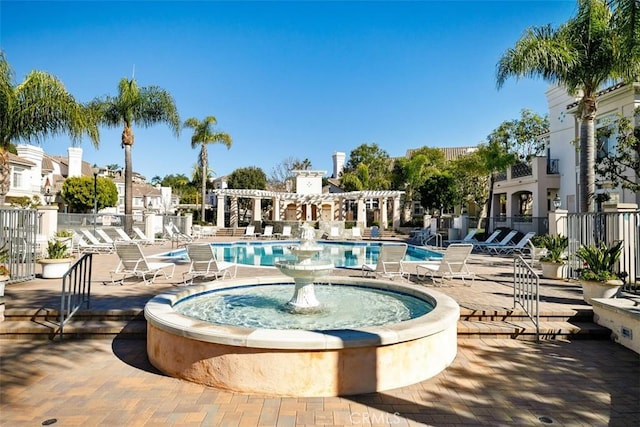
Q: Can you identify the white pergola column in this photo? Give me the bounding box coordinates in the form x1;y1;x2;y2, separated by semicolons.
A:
273;196;280;221
392;196;401;230
216;195;226;228
252;198;262;222
380;197;388;230
230;196;239;228
357;198;366;227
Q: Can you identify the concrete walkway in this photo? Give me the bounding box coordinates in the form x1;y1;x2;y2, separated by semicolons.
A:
1;238;639;426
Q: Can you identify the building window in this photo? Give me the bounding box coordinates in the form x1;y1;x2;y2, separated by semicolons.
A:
11;167;24;189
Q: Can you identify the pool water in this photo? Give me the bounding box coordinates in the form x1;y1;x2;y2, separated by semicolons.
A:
163;241;442;268
174;283;435;329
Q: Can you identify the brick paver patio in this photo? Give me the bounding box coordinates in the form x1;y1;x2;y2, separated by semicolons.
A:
1;237;638;426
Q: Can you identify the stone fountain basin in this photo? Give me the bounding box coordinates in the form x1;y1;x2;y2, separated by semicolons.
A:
144;275;460;396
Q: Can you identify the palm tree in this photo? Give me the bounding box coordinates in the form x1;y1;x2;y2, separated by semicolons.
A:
90;78;180;230
0;51;99;204
184;116;232;221
497;0;639;212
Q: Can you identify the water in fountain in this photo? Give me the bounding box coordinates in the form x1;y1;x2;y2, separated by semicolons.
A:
275;223;334;313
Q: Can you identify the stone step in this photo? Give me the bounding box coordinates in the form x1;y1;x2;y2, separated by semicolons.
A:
458;320;611;341
459;308;594;323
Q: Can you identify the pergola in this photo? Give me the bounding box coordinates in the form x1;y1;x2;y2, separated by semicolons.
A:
211;188;404;230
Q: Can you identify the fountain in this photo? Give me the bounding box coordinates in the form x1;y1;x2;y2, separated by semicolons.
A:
275;222;333;312
144;225;460;396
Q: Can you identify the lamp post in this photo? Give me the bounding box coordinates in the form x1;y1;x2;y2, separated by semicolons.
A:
552;194;562;211
44;185;53;205
92;165;100;236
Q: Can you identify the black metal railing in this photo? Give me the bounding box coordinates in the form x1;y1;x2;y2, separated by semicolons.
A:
511;162;533;178
58;253;93;339
547;158;560;174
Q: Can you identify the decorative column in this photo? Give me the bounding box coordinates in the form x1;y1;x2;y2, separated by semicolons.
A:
273;196;280;221
392;196;401;230
357;198;366;227
252;198;261;222
380;197;388;230
230;196;239;228
216;195;226;228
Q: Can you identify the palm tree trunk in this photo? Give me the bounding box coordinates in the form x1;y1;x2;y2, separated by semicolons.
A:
122;125;134;233
580;96;597;213
0;148;10;205
200;144;207;222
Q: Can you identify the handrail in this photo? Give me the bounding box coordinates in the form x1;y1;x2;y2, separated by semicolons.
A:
513;255;539;341
58;253;93;339
422;233;443;248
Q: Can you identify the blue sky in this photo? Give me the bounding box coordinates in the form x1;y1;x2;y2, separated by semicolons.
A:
1;0;576;181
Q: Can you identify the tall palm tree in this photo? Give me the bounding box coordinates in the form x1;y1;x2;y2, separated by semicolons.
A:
90;78;180;230
0;51;99;204
497;0;639;212
184;116;232;221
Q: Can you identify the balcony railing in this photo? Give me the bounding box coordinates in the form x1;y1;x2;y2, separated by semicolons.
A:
547;159;560;174
511;162;533;178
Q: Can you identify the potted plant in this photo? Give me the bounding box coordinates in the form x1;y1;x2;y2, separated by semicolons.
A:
38;239;75;279
0;242;9;296
538;234;569;279
54;229;75;253
575;240;624;304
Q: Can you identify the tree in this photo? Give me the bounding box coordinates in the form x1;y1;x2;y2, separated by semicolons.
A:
493;109;549;162
418;173;458;215
497;0;640;212
228;166;267;222
341;143;391;190
596;106;640;193
184;116;232;221
269;157;313;191
159;173;194;202
228;166;267;190
391;147;445;222
447;150;490;215
0;51;99;204
61;176;118;212
89;77;180;230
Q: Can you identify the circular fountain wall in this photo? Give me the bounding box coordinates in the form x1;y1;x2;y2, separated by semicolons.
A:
145;276;460;397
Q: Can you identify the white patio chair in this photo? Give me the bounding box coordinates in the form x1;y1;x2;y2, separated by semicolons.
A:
111;241;175;285
474;230;518;253
444;229;478;245
132;226;161;245
73;234;114;254
277;225;292;240
183;244;237;285
240;225;258;239
260;225;275;239
95;229;117;244
486;232;536;256
416;243;475;286
362;243;408;280
347;227;362;240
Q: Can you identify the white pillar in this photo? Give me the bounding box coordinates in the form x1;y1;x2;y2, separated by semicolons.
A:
357;198;366;227
253;198;261;222
380;197;388;230
273;196;280;221
549;209;568;237
144;211;156;243
392;197;401;230
216;195;226;228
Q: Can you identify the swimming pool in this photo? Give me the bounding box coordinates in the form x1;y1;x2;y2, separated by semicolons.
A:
162;241;442;268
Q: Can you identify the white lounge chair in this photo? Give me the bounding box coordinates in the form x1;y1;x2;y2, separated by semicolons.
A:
277;225;292;240
260;225;275;239
475;230;518;253
416;243;475;286
164;223;193;245
132;226;160;245
325;226;341;240
444;229;478;245
111;241;175;285
347;227;362;240
486;231;536;256
73;234;114;254
95;229;117;244
362;243;408;280
183;243;237;285
240;225;258;239
80;229;107;246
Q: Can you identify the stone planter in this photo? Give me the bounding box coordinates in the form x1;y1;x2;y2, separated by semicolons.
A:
0;275;8;297
540;261;566;279
580;279;623;305
38;258;74;279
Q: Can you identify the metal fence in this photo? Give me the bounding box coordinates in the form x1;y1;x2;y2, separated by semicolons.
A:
514;255;540;341
0;207;38;282
566;210;639;293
